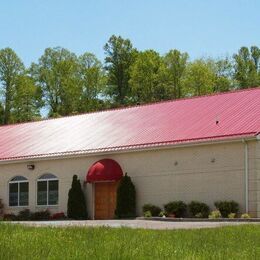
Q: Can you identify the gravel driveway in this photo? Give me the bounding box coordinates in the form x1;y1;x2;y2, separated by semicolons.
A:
10;219;260;230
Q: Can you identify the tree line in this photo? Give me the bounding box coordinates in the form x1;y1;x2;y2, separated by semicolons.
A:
0;35;259;125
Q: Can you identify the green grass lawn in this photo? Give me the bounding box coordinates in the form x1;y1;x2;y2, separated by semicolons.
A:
0;224;259;259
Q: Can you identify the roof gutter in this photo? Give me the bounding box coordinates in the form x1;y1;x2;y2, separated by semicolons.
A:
0;135;258;165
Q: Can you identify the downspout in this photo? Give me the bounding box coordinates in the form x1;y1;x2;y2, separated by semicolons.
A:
242;139;249;213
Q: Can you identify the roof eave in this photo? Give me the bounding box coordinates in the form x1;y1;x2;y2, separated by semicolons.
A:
0;134;258;165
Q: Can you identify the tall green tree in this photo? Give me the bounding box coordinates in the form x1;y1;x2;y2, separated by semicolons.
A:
129;50;171;103
201;58;234;93
12;75;42;123
104;35;137;105
250;46;260;69
183;59;216;96
0;103;4;124
164;49;189;99
233;46;260;88
78;52;106;112
31;47;81;117
212;57;234;92
0;48;24;124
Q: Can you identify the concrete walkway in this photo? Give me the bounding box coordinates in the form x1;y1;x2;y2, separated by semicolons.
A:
10;219;260;230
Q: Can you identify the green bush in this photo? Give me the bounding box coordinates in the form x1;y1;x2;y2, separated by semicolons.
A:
228;213;236;219
164;201;187;217
50;212;66;220
115;173;136;218
214;201;239;218
241;213;251;219
0;199;3;215
3;213;17;221
188;201;210;218
159;211;166;217
208;210;222;219
67;175;87;220
195;212;203;218
31;210;51;220
143;211;152;218
17;209;31;221
142;204;161;217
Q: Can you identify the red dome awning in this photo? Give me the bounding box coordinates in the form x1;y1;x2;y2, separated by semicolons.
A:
86;159;123;183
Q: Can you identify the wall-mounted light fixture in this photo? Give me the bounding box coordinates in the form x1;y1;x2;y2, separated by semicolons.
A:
174;161;178;166
211;158;216;163
27;164;35;170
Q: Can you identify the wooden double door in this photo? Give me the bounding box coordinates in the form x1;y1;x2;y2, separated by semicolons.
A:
94;182;118;219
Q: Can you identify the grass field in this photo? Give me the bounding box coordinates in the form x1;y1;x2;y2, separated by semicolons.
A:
0;224;259;259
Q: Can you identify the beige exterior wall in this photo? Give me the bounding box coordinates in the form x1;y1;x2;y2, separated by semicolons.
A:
250;138;260;217
0;140;259;218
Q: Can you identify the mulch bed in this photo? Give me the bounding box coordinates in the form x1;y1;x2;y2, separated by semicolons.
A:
137;217;260;222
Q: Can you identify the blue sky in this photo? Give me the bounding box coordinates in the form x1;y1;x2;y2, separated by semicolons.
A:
1;0;259;66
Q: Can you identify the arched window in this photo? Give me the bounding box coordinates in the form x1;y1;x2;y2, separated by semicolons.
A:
9;176;29;207
37;174;58;206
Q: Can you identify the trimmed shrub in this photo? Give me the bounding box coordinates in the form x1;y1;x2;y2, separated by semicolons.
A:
208;210;222;219
228;213;236;219
17;209;31;221
67;175;87;220
144;211;152;218
188;201;210;218
115;173;136;218
3;213;17;221
159;211;166;217
142;204;161;217
51;212;66;220
31;210;50;220
164;201;187;217
214;201;239;218
241;213;251;219
195;212;203;218
0;199;4;217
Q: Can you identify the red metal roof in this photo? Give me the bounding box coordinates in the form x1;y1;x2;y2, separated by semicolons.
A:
86;159;123;183
0;88;259;162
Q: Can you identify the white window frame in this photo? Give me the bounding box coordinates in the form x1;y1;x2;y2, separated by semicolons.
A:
9;178;29;207
37;175;59;207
